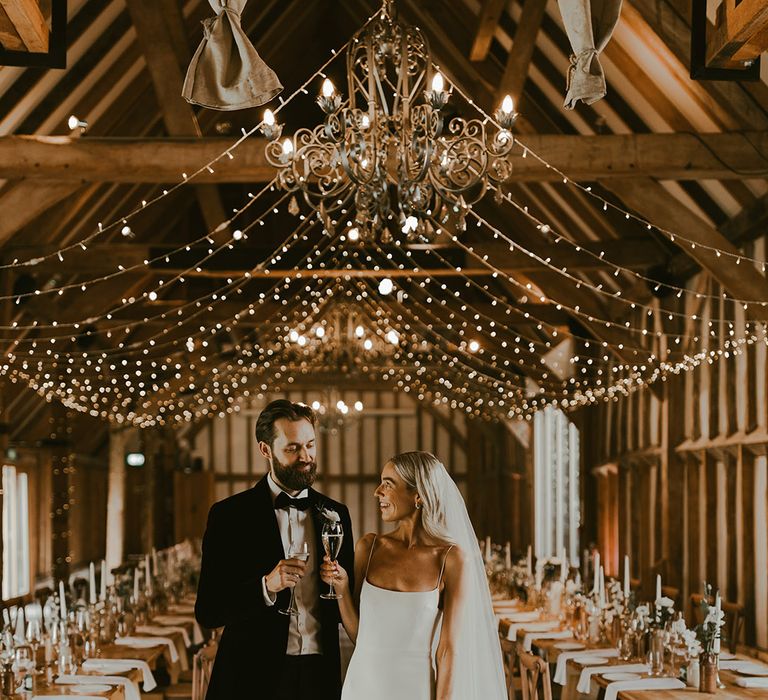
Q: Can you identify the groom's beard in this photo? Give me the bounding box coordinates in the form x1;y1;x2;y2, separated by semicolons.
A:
272;455;318;491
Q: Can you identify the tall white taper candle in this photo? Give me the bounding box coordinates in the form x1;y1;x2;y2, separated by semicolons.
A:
623;555;630;598
88;562;96;604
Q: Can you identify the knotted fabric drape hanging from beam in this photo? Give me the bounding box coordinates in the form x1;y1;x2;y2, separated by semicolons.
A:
183;0;283;110
557;0;622;109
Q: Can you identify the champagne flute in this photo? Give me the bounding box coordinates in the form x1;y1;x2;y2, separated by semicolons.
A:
320;520;344;600
25;618;41;670
279;542;309;616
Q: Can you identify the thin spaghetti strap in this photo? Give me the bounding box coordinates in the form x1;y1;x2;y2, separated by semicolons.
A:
437;545;453;588
364;535;378;578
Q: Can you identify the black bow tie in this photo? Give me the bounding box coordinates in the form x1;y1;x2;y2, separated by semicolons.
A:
275;492;312;511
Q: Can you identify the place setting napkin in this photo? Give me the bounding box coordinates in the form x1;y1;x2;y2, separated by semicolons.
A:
152;614;204;644
56;674;141;700
553;648;619;684
577;663;649;693
80;658;157;691
506;619;559;640
523;629;573;652
115;635;182;665
137;623;192;648
732;677;768;688
603;677;686;700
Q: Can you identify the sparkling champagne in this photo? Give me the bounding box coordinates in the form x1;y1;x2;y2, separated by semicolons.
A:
322;532;343;561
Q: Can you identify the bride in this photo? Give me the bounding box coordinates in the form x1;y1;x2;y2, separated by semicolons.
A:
320;451;506;700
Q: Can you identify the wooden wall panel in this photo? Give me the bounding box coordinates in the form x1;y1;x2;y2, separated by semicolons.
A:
585;276;768;649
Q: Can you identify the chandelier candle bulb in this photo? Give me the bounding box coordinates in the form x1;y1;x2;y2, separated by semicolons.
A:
260;109;282;141
431;72;444;93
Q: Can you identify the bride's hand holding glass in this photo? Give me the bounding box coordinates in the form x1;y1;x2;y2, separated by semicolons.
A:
320;556;349;593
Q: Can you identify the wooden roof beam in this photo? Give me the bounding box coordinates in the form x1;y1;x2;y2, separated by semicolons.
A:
707;0;768;68
2;132;768;182
605;178;768;314
125;0;229;239
0;0;48;52
496;0;547;106
469;0;507;61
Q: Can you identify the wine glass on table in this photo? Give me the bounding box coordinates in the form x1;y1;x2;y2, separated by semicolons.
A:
279;542;310;616
320;520;344;600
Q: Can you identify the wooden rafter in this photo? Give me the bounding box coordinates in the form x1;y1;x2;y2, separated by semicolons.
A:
0;0;47;52
124;0;228;239
606;179;768;312
3;131;767;182
706;0;768;69
469;0;507;61
11;236;666;276
496;0;547;106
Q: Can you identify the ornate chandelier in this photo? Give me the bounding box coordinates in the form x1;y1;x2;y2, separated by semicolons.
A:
261;0;518;243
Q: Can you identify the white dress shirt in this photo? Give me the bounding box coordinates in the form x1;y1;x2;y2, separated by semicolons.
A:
262;473;323;655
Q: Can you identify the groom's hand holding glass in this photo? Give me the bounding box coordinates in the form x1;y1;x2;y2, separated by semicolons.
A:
265;555;308;595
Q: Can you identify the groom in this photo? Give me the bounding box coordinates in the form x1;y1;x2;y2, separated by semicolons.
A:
195;399;355;699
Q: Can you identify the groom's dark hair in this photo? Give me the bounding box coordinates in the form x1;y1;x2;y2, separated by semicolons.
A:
255;399;316;447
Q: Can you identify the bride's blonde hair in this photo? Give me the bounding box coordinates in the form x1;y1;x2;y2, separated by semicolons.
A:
389;451;456;544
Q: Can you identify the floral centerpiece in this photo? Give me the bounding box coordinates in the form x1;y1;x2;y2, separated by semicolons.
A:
694;584;726;693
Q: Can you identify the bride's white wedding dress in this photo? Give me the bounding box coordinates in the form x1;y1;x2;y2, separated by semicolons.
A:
341;537;452;700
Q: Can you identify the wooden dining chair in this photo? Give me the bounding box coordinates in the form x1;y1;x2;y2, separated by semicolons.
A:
690;594;745;653
191;638;218;700
518;649;553;700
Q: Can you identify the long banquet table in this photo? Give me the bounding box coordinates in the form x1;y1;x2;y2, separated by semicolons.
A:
493;598;768;700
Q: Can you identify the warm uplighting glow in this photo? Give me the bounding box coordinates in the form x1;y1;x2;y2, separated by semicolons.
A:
431;72;444;93
500;95;514;114
263;109;275;126
321;78;336;98
378;278;394;295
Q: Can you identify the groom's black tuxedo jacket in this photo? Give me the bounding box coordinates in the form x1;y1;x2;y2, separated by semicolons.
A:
195;475;355;699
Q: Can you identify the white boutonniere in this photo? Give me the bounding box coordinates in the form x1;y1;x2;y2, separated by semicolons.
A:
317;504;341;523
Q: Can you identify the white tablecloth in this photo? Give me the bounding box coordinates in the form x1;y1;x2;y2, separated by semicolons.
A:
577;663;648;694
553;648;619;685
56;673;140;700
523;630;573;652
81;657;157;691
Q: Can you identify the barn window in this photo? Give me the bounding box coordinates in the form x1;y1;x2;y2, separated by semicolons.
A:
533;407;580;564
2;465;30;599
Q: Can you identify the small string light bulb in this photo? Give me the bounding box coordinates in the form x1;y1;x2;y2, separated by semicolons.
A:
379;278;394;295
